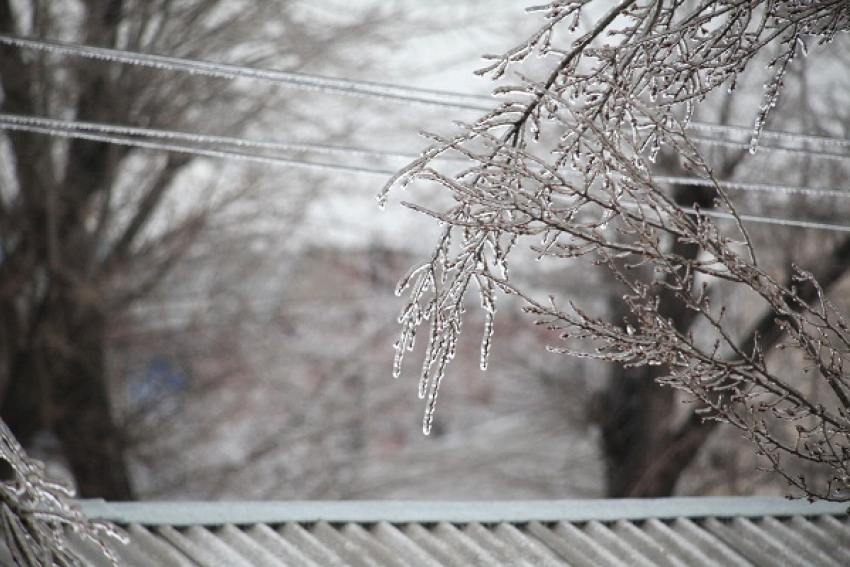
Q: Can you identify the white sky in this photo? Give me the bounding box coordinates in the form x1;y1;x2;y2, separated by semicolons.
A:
296;1;542;251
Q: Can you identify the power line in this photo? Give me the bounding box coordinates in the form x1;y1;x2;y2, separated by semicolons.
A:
2;114;846;201
0;114;420;162
0;34;492;111
1;33;849;155
679;207;850;233
688;135;850;162
6;120;846;233
4;112;843;170
620;200;850;233
685;122;850;150
3;117;849;235
654;176;848;199
0;119;395;177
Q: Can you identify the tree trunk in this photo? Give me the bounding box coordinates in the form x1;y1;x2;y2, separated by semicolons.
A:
592;171;720;497
593;309;715;497
592;144;850;497
0;286;134;500
0;0;134;499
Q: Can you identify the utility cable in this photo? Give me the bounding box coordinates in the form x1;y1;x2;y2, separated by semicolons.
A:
653;175;848;199
688;136;850;162
679;207;850;233
1;114;846;199
1;33;849;154
0;114;420;162
4;119;848;234
0;34;492;111
621;200;850;233
685;122;850;150
0;119;396;177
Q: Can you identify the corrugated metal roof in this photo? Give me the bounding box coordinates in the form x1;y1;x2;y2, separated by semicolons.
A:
21;497;850;566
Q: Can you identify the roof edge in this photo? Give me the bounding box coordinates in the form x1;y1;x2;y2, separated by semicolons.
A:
78;496;849;527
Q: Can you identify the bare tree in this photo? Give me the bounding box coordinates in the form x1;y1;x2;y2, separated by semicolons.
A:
0;0;389;499
383;1;850;501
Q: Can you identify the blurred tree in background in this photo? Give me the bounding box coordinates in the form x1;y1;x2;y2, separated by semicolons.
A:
0;0;390;499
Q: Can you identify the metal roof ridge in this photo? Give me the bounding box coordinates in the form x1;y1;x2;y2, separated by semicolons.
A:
78;496;849;527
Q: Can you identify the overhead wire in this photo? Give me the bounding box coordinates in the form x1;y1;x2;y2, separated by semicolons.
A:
0;34;493;111
618;200;850;233
2;113;846;201
1;112;846;171
0;33;849;154
1;115;848;233
4;119;848;235
0;35;847;233
0;118;396;177
687;135;850;162
0;114;422;162
653;175;848;199
685;122;850;150
678;207;850;233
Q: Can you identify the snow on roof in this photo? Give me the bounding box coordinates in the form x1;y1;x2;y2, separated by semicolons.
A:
20;497;850;566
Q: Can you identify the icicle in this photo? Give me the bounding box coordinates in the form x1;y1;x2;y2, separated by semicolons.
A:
419;329;439;398
395;262;430;297
480;310;495;371
422;353;449;435
393;338;406;378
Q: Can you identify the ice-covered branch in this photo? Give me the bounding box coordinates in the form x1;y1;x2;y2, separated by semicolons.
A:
0;418;124;566
385;0;850;500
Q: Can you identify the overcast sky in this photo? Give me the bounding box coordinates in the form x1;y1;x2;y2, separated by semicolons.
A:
297;2;541;251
